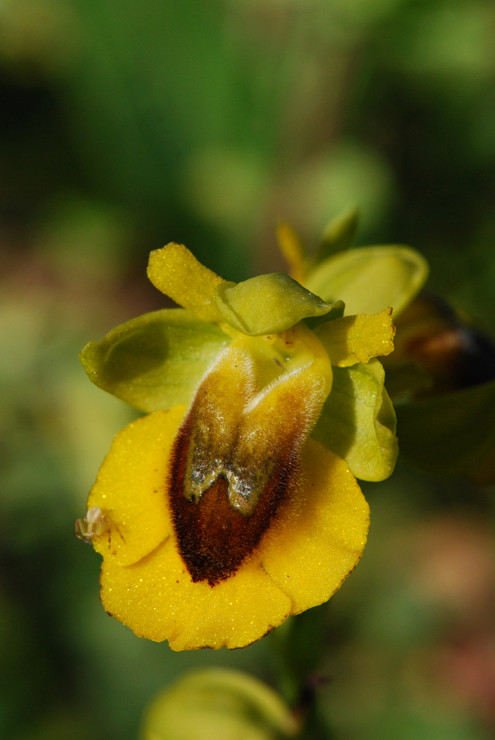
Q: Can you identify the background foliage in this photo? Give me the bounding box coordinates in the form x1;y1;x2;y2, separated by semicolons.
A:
1;1;495;737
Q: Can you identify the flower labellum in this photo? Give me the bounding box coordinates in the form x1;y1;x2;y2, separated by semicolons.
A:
170;331;330;586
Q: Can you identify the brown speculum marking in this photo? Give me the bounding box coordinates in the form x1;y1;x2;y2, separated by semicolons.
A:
168;346;320;586
170;423;296;585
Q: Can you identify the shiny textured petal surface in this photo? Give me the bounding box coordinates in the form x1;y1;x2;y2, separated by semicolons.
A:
261;440;369;612
88;407;187;565
94;418;368;649
100;538;292;650
316;308;395;367
147;243;225;322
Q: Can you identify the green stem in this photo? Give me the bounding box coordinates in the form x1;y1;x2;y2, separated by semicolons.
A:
269;605;338;738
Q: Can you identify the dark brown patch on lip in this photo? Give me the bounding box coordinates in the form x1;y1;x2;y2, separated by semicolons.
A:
169;417;297;586
166;341;325;586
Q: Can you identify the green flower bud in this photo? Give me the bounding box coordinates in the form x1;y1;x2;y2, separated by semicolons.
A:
141;669;299;740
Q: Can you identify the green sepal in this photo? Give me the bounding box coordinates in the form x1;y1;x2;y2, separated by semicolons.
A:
80;309;230;413
396;379;495;484
312;360;398;481
304;245;428;317
214;273;333;336
312;207;359;264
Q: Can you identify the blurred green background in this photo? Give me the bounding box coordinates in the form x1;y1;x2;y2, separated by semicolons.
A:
1;1;495;738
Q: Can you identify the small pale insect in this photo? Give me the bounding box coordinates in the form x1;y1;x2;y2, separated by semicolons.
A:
75;505;109;544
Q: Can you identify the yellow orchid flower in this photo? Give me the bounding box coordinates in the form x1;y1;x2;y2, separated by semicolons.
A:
78;239;399;651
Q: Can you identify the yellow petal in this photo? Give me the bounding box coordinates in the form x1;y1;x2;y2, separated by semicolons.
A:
100;538;291;650
90;402;292;649
276;222;306;284
88;406;187;565
147;243;225;323
316;308;395;367
261;440;369;612
95;430;367;648
90;342;366;649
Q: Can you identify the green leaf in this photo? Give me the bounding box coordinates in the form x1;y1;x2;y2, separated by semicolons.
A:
313;207;359;263
214;273;333;336
396;379;495;483
313;360;398;481
304;245;429;316
80;309;230;412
